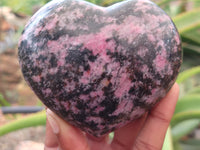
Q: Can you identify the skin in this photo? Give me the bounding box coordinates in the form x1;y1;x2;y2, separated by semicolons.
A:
44;83;179;150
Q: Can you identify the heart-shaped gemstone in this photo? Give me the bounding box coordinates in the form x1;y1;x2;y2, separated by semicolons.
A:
18;0;182;137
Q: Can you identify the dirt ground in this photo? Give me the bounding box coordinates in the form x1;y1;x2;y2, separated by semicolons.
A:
0;7;45;150
0;126;45;150
0;47;45;149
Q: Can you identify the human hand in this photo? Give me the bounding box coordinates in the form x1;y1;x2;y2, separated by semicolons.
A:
44;83;179;150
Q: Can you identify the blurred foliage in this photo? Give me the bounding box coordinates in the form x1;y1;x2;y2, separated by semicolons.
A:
86;0;122;6
0;0;51;15
0;0;200;150
0;94;11;106
171;66;200;150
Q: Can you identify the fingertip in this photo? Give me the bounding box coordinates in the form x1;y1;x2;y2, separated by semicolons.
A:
45;109;59;150
46;109;60;134
46;109;89;150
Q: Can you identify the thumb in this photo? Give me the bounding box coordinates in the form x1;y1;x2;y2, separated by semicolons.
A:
46;109;90;150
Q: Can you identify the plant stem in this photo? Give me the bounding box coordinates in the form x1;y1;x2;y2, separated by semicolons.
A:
0;111;46;136
176;66;200;84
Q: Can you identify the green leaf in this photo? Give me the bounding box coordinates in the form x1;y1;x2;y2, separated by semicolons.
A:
0;111;46;136
174;94;200;114
86;0;98;4
171;110;200;127
181;49;200;71
101;0;122;6
173;142;183;150
172;8;200;34
180;139;200;150
0;0;48;15
157;0;174;6
172;7;200;47
171;119;200;142
176;66;200;84
109;132;114;140
86;0;122;6
187;86;200;95
182;24;200;46
183;42;200;54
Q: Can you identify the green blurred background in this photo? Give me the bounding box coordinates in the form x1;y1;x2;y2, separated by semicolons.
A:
0;0;200;150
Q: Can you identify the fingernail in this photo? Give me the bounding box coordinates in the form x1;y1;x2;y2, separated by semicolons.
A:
46;109;60;134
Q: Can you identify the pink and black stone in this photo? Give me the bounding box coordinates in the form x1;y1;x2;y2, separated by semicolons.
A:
18;0;182;137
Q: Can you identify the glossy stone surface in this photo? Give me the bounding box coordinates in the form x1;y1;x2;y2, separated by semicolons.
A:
18;0;182;137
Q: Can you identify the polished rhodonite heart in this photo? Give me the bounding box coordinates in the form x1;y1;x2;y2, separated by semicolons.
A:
18;0;182;137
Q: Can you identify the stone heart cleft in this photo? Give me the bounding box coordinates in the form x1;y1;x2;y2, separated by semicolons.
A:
18;0;182;137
